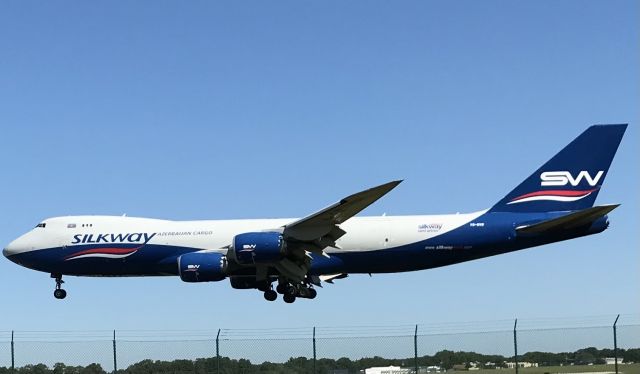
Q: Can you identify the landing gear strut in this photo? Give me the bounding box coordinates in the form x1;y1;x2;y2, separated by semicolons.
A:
51;273;67;300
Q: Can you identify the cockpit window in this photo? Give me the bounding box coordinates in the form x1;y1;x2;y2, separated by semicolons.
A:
35;223;46;228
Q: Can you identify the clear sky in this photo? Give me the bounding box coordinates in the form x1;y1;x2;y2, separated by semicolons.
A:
0;1;638;335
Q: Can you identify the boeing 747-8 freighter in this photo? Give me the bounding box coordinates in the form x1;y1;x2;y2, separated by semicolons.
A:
3;124;627;303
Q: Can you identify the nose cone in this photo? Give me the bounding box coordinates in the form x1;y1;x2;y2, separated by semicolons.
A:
4;233;47;270
4;235;29;260
3;240;19;258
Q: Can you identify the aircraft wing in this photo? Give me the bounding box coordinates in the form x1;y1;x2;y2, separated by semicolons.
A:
515;204;619;235
282;180;402;251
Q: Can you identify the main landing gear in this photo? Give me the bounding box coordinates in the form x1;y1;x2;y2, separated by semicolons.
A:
258;279;317;303
51;273;67;300
274;280;317;304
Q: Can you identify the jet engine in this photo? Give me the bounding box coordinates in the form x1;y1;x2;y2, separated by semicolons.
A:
178;252;227;282
231;232;285;265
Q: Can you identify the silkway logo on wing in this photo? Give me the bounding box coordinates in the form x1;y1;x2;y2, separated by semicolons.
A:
65;233;156;261
508;170;603;205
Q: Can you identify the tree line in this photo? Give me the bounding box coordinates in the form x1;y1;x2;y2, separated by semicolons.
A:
0;347;638;374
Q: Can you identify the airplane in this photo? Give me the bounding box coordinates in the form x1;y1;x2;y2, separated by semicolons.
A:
3;124;628;303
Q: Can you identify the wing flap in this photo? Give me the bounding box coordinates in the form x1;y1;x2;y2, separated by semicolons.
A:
516;204;619;235
319;273;348;284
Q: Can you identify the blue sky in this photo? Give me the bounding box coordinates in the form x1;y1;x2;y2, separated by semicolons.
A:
0;1;638;335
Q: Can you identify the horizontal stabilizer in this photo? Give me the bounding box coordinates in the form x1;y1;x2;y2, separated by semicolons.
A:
515;204;619;235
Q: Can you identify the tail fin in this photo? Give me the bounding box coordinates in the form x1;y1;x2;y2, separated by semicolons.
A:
489;124;627;213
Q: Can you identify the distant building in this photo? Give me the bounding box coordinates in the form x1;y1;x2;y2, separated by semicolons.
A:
362;366;412;374
605;358;624;365
506;362;539;369
412;366;444;373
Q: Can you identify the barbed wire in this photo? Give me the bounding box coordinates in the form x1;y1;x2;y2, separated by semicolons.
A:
0;313;638;342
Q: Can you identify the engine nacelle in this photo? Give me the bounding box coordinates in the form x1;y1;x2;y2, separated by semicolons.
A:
178;252;227;282
232;232;284;265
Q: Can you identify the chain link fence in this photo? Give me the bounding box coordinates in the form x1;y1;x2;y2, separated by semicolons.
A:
1;315;639;374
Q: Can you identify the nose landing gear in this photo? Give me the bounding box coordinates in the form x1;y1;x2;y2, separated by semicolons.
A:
51;273;67;299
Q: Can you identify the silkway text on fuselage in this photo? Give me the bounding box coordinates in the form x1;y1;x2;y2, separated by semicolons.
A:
70;233;156;245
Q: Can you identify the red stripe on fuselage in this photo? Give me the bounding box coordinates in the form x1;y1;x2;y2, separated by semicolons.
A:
511;188;597;201
65;246;141;260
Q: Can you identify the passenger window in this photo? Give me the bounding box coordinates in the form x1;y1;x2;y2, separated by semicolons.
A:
67;223;76;228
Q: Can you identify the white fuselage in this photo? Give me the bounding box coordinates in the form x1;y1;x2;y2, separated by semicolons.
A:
6;211;487;258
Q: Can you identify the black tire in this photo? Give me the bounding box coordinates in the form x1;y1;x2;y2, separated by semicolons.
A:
285;285;297;297
54;289;67;299
264;290;277;301
283;294;296;303
276;283;287;294
307;288;317;299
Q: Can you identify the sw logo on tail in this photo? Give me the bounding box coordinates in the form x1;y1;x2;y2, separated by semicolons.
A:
540;170;604;187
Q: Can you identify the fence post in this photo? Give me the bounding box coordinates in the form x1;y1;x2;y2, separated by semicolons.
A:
313;327;317;374
10;331;14;372
216;329;221;374
613;314;620;374
112;330;117;374
513;319;518;374
414;325;419;374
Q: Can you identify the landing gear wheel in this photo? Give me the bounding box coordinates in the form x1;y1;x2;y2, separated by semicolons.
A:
276;283;287;294
54;289;67;299
264;290;277;301
307;288;317;299
283;294;296;303
284;285;297;297
52;273;66;300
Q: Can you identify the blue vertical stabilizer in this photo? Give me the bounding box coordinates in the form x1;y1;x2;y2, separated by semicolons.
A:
490;124;627;213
